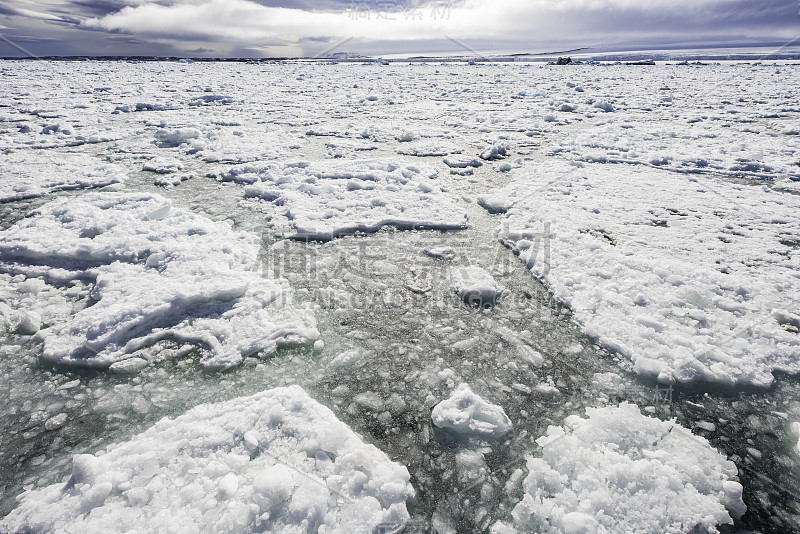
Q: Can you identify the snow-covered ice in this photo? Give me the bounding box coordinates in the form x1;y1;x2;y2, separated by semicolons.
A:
219;158;467;239
0;386;414;534
482;159;800;386
0;192;318;369
432;383;513;437
493;403;745;534
0;151;127;202
3;59;800;532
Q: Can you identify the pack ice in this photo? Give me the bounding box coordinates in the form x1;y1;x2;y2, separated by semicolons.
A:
0;192;318;370
0;386;414;534
493;403;745;534
0;151;127;202
482;160;800;386
218;159;467;239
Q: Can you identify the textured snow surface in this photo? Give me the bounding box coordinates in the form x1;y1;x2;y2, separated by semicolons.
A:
493;403;745;534
432;383;513;437
482;160;800;386
219;158;468;239
178;125;306;163
549;116;800;182
0;151;127;201
0;386;414;534
0;192;318;369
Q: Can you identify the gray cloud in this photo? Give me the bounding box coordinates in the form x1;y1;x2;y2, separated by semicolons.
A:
0;0;798;57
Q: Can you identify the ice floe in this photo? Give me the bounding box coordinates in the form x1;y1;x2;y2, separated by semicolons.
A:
493;403;745;534
219;159;468;239
482;160;800;386
0;192;318;369
0;151;127;202
0;386;414;534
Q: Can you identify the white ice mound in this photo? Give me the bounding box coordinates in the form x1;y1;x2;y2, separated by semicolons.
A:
0;150;127;202
494;403;745;534
0;192;318;369
221;159;468;239
432;383;512;437
451;266;505;307
485;160;800;386
0;386;415;534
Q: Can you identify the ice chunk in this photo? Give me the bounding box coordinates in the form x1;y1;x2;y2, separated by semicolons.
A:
222;159;467;240
444;155;483;168
15;311;41;335
432;383;512;437
154;127;201;147
451;266;504;307
477;191;513;214
0;193;318;370
791;422;800;455
480;144;508;161
142;157;183;174
423;246;457;261
397;140;462;157
494;403;745;534
0;386;414;534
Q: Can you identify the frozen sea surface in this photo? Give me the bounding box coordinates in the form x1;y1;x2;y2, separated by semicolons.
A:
1;59;799;533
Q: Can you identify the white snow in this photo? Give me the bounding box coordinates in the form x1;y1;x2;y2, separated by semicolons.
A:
0;151;127;201
482;159;800;386
0;192;318;370
183;125;305;163
0;386;414;534
397;140;462;157
451;266;505;307
220;159;468;239
432;383;513;437
493;403;745;534
549;118;800;182
142;156;183;174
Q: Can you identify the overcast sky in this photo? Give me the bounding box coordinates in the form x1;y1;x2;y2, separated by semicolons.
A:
0;0;798;58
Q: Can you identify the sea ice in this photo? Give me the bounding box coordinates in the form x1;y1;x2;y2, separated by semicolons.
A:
493;403;745;534
432;383;513;437
0;151;127;202
482;160;800;386
220;158;467;239
0;192;318;369
397;140;462;157
451;266;505;307
0;386;414;534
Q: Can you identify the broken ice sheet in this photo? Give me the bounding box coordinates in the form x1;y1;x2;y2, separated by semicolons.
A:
0;192;318;370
